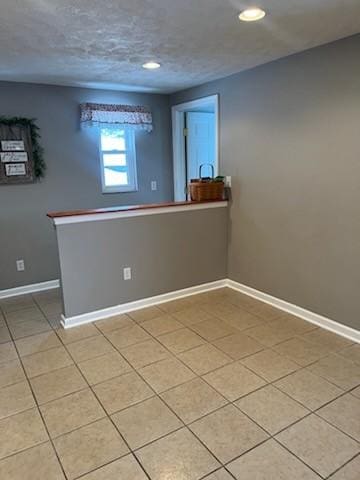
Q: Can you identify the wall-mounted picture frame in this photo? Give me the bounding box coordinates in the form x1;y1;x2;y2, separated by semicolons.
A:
0;117;45;185
5;163;27;176
1;151;28;163
1;140;25;151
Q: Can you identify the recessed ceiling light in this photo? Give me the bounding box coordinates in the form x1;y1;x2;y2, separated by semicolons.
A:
239;7;266;22
142;61;161;69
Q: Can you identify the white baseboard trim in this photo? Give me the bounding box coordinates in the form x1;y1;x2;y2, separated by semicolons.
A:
227;279;360;344
60;277;359;343
0;280;60;300
61;279;227;328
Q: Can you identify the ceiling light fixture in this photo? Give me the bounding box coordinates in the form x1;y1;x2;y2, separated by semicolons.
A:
142;61;161;69
239;7;266;22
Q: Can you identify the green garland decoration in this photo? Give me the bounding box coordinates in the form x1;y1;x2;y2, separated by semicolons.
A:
0;116;45;179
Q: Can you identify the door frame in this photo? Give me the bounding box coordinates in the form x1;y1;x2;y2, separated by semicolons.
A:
172;94;219;201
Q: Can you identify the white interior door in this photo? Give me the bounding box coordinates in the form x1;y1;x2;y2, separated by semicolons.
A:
186;112;215;182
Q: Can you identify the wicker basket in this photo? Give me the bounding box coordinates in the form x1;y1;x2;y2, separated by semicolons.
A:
189;164;225;202
189;180;224;201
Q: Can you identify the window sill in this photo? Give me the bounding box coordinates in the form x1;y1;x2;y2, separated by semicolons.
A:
101;187;138;194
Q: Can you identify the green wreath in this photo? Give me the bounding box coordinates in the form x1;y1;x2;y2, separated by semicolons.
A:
0;116;45;179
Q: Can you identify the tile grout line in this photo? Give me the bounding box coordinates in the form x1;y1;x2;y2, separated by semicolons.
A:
1;299;358;426
174;352;332;478
1;289;359;479
1;350;356;478
109;299;360;476
58;320;154;480
0;304;70;480
89;311;242;474
1;295;257;452
92;305;320;475
113;301;356;394
271;436;327;479
324;452;360;479
2;298;357;401
199;465;238;480
312;409;360;444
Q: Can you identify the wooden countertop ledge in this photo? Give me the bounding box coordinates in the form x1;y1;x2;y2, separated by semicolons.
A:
47;199;228;219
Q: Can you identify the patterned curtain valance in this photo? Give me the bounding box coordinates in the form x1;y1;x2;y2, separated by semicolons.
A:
80;103;153;132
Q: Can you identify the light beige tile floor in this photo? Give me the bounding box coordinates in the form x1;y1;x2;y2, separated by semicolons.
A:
111;396;182;449
227;439;321;479
328;454;360;480
141;314;183;336
338;343;360;365
189;404;269;463
235;384;309;435
0;287;359;480
276;415;359;478
0;442;66;480
157;327;206;353
94;314;134;333
40;388;106;438
178;343;232;375
160;377;228;424
0;359;25;388
0;380;35;419
212;331;264;360
53;418;129;479
136;428;220;479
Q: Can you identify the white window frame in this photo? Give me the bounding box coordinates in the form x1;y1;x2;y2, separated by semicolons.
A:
99;127;138;193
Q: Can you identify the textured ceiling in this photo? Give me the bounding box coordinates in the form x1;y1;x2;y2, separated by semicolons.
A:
0;0;360;93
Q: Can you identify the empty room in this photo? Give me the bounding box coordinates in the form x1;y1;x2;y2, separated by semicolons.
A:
0;1;359;479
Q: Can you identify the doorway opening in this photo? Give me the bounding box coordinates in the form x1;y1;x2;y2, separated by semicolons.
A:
172;94;219;201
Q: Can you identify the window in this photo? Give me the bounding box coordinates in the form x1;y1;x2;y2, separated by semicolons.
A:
99;127;137;193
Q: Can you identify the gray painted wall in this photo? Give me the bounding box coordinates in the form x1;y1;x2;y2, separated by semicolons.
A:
0;82;173;290
171;34;360;330
56;207;228;317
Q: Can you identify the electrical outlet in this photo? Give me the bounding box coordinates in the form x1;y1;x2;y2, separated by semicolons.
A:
225;176;232;188
16;259;25;271
123;267;132;280
151;180;157;191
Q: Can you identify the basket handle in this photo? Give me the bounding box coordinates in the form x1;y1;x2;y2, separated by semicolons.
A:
199;163;214;179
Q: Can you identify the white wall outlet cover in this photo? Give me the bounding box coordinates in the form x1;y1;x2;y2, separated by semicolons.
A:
123;267;132;280
151;180;157;191
225;176;232;188
16;259;25;271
